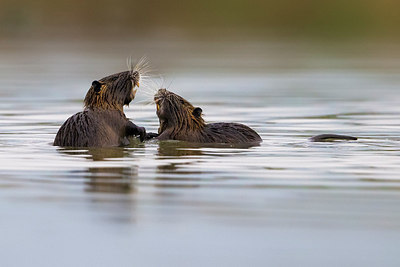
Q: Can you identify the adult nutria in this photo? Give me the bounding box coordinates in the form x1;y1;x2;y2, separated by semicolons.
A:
154;89;262;144
54;62;156;147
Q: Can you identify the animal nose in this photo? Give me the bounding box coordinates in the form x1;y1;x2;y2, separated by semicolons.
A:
130;71;140;87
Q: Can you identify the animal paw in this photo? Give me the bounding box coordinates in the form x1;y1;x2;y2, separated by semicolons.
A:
145;132;159;140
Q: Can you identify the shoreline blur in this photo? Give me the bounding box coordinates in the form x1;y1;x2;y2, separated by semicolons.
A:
0;0;400;41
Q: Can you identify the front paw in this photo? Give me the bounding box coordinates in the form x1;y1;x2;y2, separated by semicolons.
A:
137;127;146;142
145;132;159;140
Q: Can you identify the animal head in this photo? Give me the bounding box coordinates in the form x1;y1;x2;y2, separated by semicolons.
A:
84;58;149;111
154;88;205;134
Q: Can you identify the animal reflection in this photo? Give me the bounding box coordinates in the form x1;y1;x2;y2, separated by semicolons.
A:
85;166;137;193
57;147;138;193
157;141;204;157
57;146;130;161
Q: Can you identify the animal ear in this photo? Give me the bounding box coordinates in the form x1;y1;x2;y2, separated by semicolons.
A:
192;107;202;118
92;80;102;93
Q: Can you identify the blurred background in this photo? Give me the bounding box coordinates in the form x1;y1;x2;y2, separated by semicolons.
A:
1;0;399;99
0;0;400;40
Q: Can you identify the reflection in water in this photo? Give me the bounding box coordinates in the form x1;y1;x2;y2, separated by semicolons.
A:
57;147;129;161
156;140;258;157
57;147;138;193
85;166;137;193
157;141;204;158
155;141;204;188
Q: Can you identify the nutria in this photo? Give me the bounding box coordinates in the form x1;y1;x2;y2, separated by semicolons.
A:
54;63;156;147
154;89;262;144
154;89;357;144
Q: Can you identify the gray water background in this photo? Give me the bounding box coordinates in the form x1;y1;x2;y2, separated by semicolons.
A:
0;38;400;266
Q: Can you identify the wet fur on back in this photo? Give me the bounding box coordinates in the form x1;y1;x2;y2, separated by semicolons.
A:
154;89;262;144
54;109;130;147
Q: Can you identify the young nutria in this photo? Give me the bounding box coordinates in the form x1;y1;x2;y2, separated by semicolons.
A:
154;89;357;144
154;89;262;144
54;63;155;147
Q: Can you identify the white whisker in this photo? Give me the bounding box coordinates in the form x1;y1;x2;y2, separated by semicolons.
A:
125;56;167;103
135;99;156;105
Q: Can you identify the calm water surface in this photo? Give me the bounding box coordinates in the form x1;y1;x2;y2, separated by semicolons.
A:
1;39;400;266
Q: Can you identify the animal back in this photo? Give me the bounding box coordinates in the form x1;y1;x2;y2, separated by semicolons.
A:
204;123;262;144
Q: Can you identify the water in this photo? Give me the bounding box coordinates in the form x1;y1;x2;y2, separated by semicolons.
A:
1;39;400;266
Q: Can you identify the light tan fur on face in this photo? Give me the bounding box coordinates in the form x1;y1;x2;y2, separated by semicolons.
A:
155;89;205;135
84;58;150;112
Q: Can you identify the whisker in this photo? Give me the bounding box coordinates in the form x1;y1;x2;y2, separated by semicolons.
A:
126;57;165;100
135;99;155;105
166;79;174;90
134;56;152;75
126;55;135;75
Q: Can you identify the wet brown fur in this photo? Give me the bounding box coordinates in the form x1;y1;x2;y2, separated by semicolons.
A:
154;89;262;144
54;70;145;147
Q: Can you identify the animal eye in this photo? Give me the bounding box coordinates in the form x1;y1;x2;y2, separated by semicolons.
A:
156;103;160;110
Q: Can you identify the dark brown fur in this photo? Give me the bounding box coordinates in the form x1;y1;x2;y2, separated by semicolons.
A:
54;70;146;147
154;89;262;144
